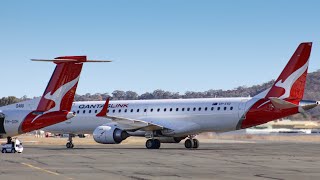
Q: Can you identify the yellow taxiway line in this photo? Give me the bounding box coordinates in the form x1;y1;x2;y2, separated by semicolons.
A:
21;162;73;179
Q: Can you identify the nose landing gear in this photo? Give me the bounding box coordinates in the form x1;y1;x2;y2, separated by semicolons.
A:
66;134;74;149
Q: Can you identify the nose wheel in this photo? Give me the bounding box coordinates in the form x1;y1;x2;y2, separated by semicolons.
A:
66;142;74;149
145;139;161;149
184;138;199;149
66;134;74;149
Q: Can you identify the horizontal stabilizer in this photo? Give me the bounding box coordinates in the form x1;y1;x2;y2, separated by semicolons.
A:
269;97;298;110
31;56;112;63
31;59;112;63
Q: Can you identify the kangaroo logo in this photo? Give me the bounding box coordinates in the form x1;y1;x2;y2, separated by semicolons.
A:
30;76;80;123
43;76;80;112
274;60;308;99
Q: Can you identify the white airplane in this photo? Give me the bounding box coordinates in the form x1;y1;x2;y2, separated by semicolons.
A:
0;56;110;144
16;43;319;149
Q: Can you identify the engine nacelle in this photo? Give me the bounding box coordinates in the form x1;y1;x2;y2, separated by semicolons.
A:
155;137;185;143
93;125;129;144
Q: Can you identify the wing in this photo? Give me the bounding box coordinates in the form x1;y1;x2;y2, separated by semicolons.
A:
96;98;163;131
96;98;200;134
104;115;164;131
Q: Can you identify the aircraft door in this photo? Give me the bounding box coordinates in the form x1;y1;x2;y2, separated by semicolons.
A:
0;113;6;134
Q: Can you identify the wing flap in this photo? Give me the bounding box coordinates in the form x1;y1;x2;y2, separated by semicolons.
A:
105;115;164;131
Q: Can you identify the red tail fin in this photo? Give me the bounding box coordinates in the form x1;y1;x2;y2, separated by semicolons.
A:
265;42;312;104
36;56;86;112
20;56;95;133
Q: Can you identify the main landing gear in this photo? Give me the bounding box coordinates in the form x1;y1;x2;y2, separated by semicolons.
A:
66;134;74;149
184;136;199;149
145;139;161;149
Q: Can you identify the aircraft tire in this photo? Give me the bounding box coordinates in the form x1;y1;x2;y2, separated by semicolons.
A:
193;139;199;149
184;139;194;149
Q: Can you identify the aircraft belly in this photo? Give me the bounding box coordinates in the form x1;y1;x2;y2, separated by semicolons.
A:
190;113;239;132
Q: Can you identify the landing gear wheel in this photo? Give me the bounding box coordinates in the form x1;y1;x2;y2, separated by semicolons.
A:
145;139;161;149
185;139;194;149
193;139;199;149
66;134;74;149
66;142;74;149
154;139;161;149
146;139;154;149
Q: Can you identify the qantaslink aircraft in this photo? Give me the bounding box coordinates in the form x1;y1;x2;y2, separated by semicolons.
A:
0;56;110;144
14;42;319;149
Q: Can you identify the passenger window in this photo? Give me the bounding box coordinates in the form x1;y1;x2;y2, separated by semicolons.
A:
89;110;92;114
224;107;227;111
170;108;173;112
131;109;133;113
157;108;160;112
198;107;201;111
95;110;98;113
151;109;154;112
187;108;190;111
176;108;179;111
77;110;80;114
144;109;147;112
205;107;208;111
182;108;185;111
137;109;140;113
83;110;86;114
217;107;220;111
112;110;115;113
211;107;214;111
119;109;121;113
125;109;127;113
230;107;233;110
164;108;167;112
193;107;196;111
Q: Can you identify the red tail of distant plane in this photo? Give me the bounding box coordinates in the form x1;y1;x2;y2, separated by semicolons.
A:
19;56;111;133
265;42;312;104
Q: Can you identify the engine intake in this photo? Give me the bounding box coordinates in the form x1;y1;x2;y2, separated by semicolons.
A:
93;125;129;144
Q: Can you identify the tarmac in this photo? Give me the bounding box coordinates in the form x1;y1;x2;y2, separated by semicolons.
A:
1;139;320;180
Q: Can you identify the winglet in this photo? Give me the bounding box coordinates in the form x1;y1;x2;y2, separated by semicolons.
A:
96;98;110;117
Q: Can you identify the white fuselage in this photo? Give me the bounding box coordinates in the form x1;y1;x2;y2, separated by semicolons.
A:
44;97;255;136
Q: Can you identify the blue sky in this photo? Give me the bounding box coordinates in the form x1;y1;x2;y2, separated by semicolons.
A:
0;1;319;97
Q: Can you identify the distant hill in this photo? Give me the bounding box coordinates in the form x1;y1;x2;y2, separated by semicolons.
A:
1;70;320;120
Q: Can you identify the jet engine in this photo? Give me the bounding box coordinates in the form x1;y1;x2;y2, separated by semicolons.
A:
93;125;129;144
